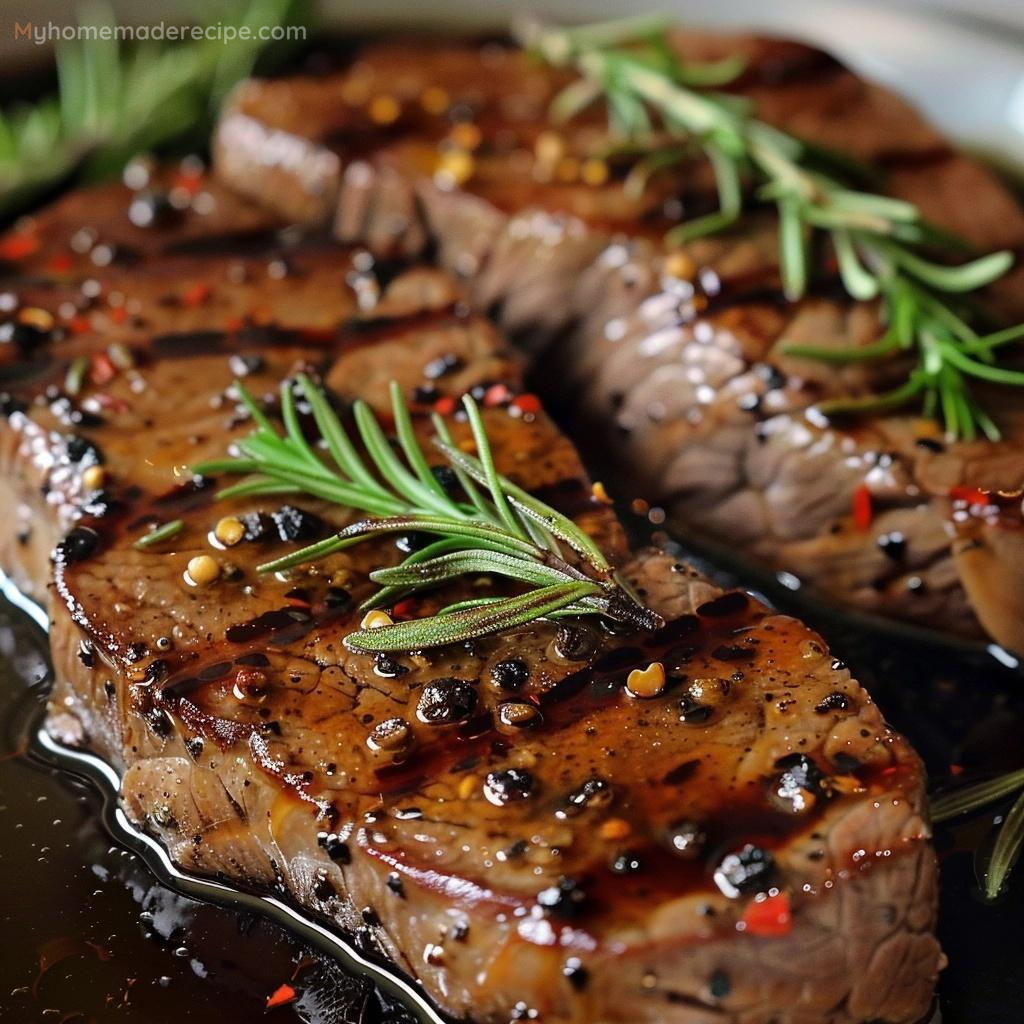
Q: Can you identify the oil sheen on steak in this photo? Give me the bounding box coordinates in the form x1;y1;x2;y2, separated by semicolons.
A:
0;172;942;1023
212;31;1024;653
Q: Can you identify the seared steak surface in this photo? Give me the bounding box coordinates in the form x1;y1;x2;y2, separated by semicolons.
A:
0;172;942;1023
212;32;1024;652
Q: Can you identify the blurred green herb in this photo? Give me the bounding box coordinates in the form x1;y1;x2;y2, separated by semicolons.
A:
520;15;1024;441
932;767;1024;898
0;0;307;216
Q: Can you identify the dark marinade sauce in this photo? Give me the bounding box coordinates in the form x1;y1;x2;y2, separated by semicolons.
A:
3;531;1024;1024
0;590;430;1024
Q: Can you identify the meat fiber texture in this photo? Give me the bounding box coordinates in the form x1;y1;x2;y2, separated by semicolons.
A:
0;172;941;1023
212;31;1024;653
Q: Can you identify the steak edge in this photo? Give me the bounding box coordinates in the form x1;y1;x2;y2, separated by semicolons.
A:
211;31;1024;653
0;173;942;1022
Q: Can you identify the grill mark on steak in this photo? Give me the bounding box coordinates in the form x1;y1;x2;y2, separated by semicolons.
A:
210;33;1024;654
0;169;942;1023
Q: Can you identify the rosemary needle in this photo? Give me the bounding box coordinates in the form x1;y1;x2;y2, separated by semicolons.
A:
194;376;660;651
520;15;1024;441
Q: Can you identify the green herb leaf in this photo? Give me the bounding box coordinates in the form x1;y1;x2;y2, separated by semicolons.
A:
345;581;602;652
198;378;660;649
520;17;1024;440
134;518;184;549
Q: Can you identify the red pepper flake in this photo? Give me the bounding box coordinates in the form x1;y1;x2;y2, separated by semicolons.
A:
69;315;91;335
391;598;418;620
225;315;244;334
94;393;131;414
266;983;297;1009
510;393;542;417
483;383;512;407
109;307;127;325
949;485;989;506
90;353;117;386
47;253;74;273
0;233;39;261
740;891;791;937
173;170;203;196
298;327;338;344
433;395;456;416
852;484;872;532
183;283;210;308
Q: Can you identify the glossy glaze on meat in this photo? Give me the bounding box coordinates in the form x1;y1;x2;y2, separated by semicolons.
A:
0;171;942;1022
212;32;1024;652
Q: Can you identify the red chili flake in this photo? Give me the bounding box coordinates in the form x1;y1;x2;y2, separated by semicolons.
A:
225;315;244;334
183;283;210;308
173;170;203;196
109;307;127;325
266;983;297;1009
391;598;418;620
852;484;872;532
90;353;117;386
47;253;74;273
298;327;338;344
483;383;512;407
433;395;456;416
949;485;989;506
740;891;791;937
94;393;131;413
69;315;91;335
949;764;964;777
510;393;542;416
0;233;39;261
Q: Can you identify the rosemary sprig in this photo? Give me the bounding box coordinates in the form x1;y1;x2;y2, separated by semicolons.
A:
932;767;1024;898
519;16;1024;441
0;0;305;216
133;518;184;550
193;376;661;652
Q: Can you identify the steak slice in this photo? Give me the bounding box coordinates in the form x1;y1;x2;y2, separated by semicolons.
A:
211;32;1024;652
0;174;941;1023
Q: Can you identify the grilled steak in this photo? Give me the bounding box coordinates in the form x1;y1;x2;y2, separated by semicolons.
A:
0;170;942;1023
212;32;1024;652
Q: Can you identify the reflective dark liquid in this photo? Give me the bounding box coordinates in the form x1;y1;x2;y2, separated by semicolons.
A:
0;589;429;1024
1;530;1023;1024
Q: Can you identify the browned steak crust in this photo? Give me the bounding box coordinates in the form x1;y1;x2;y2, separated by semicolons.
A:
211;32;1024;652
0;172;942;1023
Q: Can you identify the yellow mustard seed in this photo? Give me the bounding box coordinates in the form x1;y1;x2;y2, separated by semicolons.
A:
214;515;245;547
420;85;450;115
449;122;482;151
581;158;610;187
457;774;478;800
81;465;106;491
664;251;697;281
599;817;632;841
434;149;475;188
626;661;666;699
186;554;221;587
368;94;401;125
18;307;55;332
534;130;565;166
360;609;394;630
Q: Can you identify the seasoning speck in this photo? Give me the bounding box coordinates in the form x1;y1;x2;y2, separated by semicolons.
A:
185;554;220;587
626;661;666;698
214;515;245;547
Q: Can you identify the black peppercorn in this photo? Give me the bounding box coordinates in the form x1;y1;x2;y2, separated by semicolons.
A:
484;768;536;805
416;678;478;725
